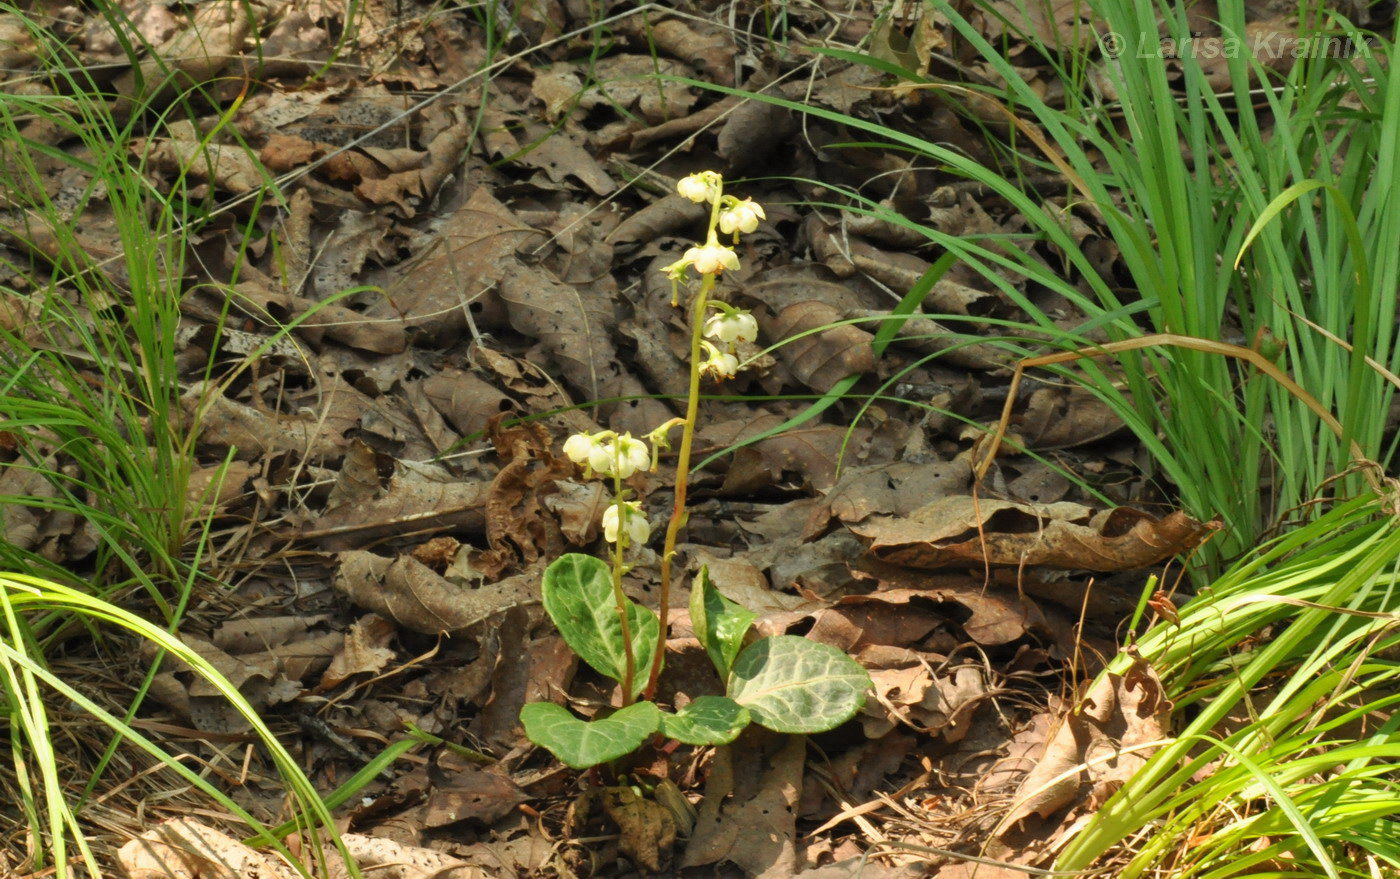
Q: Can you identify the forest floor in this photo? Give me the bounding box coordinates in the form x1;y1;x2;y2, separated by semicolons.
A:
2;0;1385;876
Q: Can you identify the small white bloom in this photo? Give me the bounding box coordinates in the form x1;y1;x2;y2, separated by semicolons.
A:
703;310;759;344
687;243;740;275
613;435;650;479
589;434;650;479
562;433;597;464
602;500;650;545
700;344;740;380
588;443;614;476
677;172;719;204
718;198;765;235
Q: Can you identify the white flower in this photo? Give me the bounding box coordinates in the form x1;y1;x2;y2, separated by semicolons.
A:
677;172;719;204
613;435;650;478
685;243;740;275
562;433;597;464
699;342;740;380
718;198;765;235
703;310;758;344
589;434;650;479
603;500;650;545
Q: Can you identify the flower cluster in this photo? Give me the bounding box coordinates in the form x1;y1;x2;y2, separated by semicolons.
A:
563;431;650;480
662;173;765;384
563;172;765;545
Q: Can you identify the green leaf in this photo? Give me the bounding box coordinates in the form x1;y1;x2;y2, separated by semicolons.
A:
519;702;661;769
542;554;659;700
659;696;750;746
728;636;871;734
689;566;756;680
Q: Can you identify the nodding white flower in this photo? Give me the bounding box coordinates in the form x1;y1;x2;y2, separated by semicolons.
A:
699;342;740;380
603;500;650;545
684;242;740;276
589;434;650;479
562;433;598;465
718;198;765;236
703;310;759;345
677;172;720;204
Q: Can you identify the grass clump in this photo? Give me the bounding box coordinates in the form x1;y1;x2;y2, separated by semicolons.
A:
0;7;353;876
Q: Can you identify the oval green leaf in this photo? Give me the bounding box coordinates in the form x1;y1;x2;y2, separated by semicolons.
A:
728;636;871;734
659;696;750;746
689;565;756;680
542;553;659;700
520;702;661;769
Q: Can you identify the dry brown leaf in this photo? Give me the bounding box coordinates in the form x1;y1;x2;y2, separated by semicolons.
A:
857;651;990;741
511;122;616;195
701;415;871;494
1017;385;1124;449
717;99;795;171
141;139;265;193
826;460;971;525
648;18;734;86
421;767;529;828
332;551;538;635
318;614;397;689
602;785;678;873
584;55;697;124
854;496;1212;572
607;193;708;246
183;382;353;463
111;1;253;114
326;834;490;879
118;817;297;879
472;415;572;577
769;300;875;393
848;569;1048;646
683;729;804;877
1000;652;1171;830
307;475;489;547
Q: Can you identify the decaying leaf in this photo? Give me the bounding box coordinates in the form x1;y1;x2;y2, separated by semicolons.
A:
332;551;539;635
1000;652;1171;830
118;818;297;879
854;496;1212;572
603;784;678;874
683;729;804;878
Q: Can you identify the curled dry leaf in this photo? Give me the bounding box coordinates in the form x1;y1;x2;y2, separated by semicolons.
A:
307;475;489;548
318;613;397;690
332;551;539;635
858;654;990;742
1000;652;1170;830
854;496;1212;572
1016;385;1125;449
183;381;352;463
419;367;520;437
700;415;870;494
472;415;572;578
